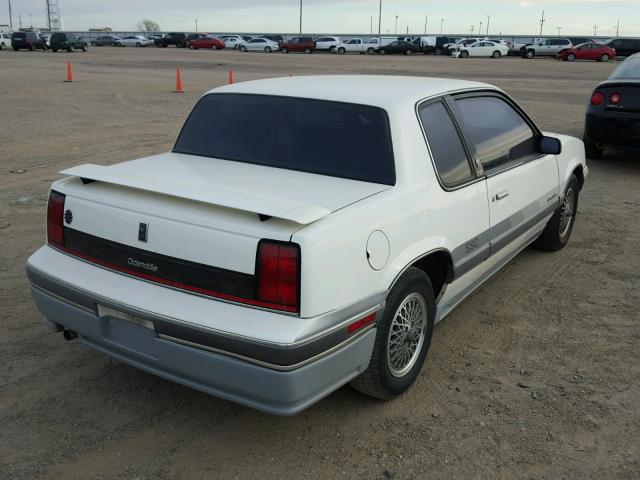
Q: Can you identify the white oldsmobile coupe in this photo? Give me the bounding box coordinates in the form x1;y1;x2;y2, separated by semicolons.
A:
27;76;587;415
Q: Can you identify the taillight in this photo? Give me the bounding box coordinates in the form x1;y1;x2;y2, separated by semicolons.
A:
610;92;621;105
591;92;604;106
256;240;300;313
47;190;65;248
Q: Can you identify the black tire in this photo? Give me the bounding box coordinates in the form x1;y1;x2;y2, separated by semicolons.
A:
367;47;375;54
567;53;576;62
583;135;604;159
239;45;247;52
29;44;35;51
115;42;121;47
329;46;336;54
304;47;312;54
265;46;272;53
533;174;580;252
492;50;501;58
338;47;346;54
350;267;435;400
600;54;609;62
82;45;88;52
211;44;218;50
460;50;469;58
67;45;74;52
379;49;386;55
405;49;413;55
52;48;58;52
281;47;288;53
161;43;167;48
525;49;535;59
13;47;19;51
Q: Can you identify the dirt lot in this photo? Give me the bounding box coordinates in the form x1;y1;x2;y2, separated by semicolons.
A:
1;47;639;480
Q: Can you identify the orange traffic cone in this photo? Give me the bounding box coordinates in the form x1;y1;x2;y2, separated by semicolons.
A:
64;62;73;82
228;67;235;84
175;66;184;93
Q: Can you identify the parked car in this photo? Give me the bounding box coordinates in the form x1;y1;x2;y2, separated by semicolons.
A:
91;35;121;46
521;38;572;58
186;33;209;48
50;32;88;52
453;40;509;58
605;38;640;57
376;40;421;55
557;42;616;62
335;38;380;55
40;34;51;47
155;32;186;48
189;36;225;50
26;75;587;415
584;54;640;158
314;36;341;53
239;37;279;53
567;37;593;47
280;36;315;54
446;37;485;55
0;32;11;50
116;35;154;47
420;36;456;55
261;34;284;43
11;31;47;51
221;35;245;49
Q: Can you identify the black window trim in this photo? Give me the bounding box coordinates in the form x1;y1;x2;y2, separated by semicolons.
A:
416;96;481;191
172;92;397;186
450;90;547;178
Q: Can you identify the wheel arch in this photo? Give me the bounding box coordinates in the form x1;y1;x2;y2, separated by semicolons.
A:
389;248;454;301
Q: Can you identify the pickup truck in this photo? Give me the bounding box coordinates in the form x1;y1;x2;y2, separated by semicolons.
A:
27;76;587;415
335;38;380;54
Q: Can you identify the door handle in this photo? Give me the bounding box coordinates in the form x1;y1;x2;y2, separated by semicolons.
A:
494;190;510;201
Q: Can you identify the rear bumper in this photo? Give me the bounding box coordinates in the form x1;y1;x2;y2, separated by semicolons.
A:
30;284;376;415
585;111;640;147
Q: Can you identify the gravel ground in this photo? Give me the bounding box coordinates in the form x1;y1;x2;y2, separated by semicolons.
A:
1;47;639;480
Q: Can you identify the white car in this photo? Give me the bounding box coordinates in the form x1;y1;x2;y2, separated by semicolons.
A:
27;76;587;415
335;38;380;55
446;37;485;55
239;38;279;53
116;35;154;47
453;40;509;58
221;35;245;49
0;32;11;50
314;36;341;53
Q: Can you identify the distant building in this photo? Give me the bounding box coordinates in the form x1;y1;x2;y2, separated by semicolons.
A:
0;24;11;34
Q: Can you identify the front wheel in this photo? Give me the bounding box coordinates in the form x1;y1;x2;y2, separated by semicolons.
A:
281;47;289;53
115;42;121;47
136;42;141;47
264;46;272;53
338;47;346;54
329;46;336;54
405;49;413;55
567;53;576;62
367;47;375;54
239;45;247;52
211;44;218;50
525;49;535;59
460;50;469;58
379;49;386;55
304;47;312;54
82;45;88;52
350;267;435;399
534;174;580;251
68;45;74;52
492;50;501;58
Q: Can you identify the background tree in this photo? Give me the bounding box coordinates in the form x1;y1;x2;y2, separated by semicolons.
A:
137;19;160;32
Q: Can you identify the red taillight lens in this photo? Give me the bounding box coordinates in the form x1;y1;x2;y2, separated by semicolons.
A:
591;92;604;106
47;190;66;248
610;92;621;105
256;241;300;313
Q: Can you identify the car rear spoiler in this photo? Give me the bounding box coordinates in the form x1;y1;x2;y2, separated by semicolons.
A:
59;164;331;225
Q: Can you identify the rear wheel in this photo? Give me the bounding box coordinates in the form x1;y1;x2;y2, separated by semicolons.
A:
239;45;247;52
534;174;580;251
304;47;312;54
600;54;610;62
492;50;501;58
367;47;375;54
350;267;435;399
567;53;576;61
330;46;336;54
115;42;121;47
379;49;386;55
136;42;141;47
211;44;218;50
281;46;289;53
405;49;413;55
525;49;535;59
265;46;272;53
338;47;346;54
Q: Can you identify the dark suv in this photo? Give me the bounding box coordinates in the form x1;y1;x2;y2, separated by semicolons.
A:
11;31;47;51
606;38;640;57
50;32;88;52
155;33;186;48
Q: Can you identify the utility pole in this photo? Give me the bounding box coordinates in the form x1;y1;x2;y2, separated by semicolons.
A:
394;15;398;34
29;11;32;27
299;0;302;35
406;25;409;35
440;18;444;35
470;25;475;35
539;10;545;36
424;15;428;35
479;21;482;36
615;20;620;36
593;24;598;37
557;26;561;36
486;15;491;35
18;13;21;28
378;0;382;36
195;18;198;31
8;0;12;30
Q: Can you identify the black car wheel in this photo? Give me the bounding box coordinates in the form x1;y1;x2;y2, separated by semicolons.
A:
136;42;141;47
567;53;576;62
265;46;272;53
350;267;435;400
367;47;375;54
281;47;288;53
29;44;35;51
405;49;413;55
0;43;5;51
338;47;346;54
534;174;580;251
82;45;88;52
176;42;184;48
68;45;74;52
460;50;469;58
492;50;501;58
379;49;386;55
13;46;19;51
211;44;218;50
600;54;610;62
304;47;312;54
525;49;535;59
239;45;247;52
51;48;58;52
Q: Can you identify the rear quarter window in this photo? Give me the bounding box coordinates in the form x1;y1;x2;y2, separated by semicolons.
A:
173;94;396;185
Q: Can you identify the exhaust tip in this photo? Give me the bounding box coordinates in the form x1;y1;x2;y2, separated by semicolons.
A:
63;329;78;341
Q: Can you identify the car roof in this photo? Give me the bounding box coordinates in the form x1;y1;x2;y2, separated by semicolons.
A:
209;75;497;109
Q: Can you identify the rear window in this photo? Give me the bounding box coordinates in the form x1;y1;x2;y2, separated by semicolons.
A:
12;32;26;39
173;94;395;185
609;59;640;80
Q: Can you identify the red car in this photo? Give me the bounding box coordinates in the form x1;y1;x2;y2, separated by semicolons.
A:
557;42;616;62
279;36;315;54
189;36;225;50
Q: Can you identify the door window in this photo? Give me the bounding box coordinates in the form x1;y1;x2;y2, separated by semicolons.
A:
455;96;539;171
419;101;475;187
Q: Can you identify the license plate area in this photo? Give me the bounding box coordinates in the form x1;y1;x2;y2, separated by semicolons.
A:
98;305;156;357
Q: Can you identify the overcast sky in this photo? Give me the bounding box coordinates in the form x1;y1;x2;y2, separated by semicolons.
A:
2;0;639;36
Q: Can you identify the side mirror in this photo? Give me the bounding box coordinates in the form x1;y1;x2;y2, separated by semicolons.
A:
540;136;562;155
